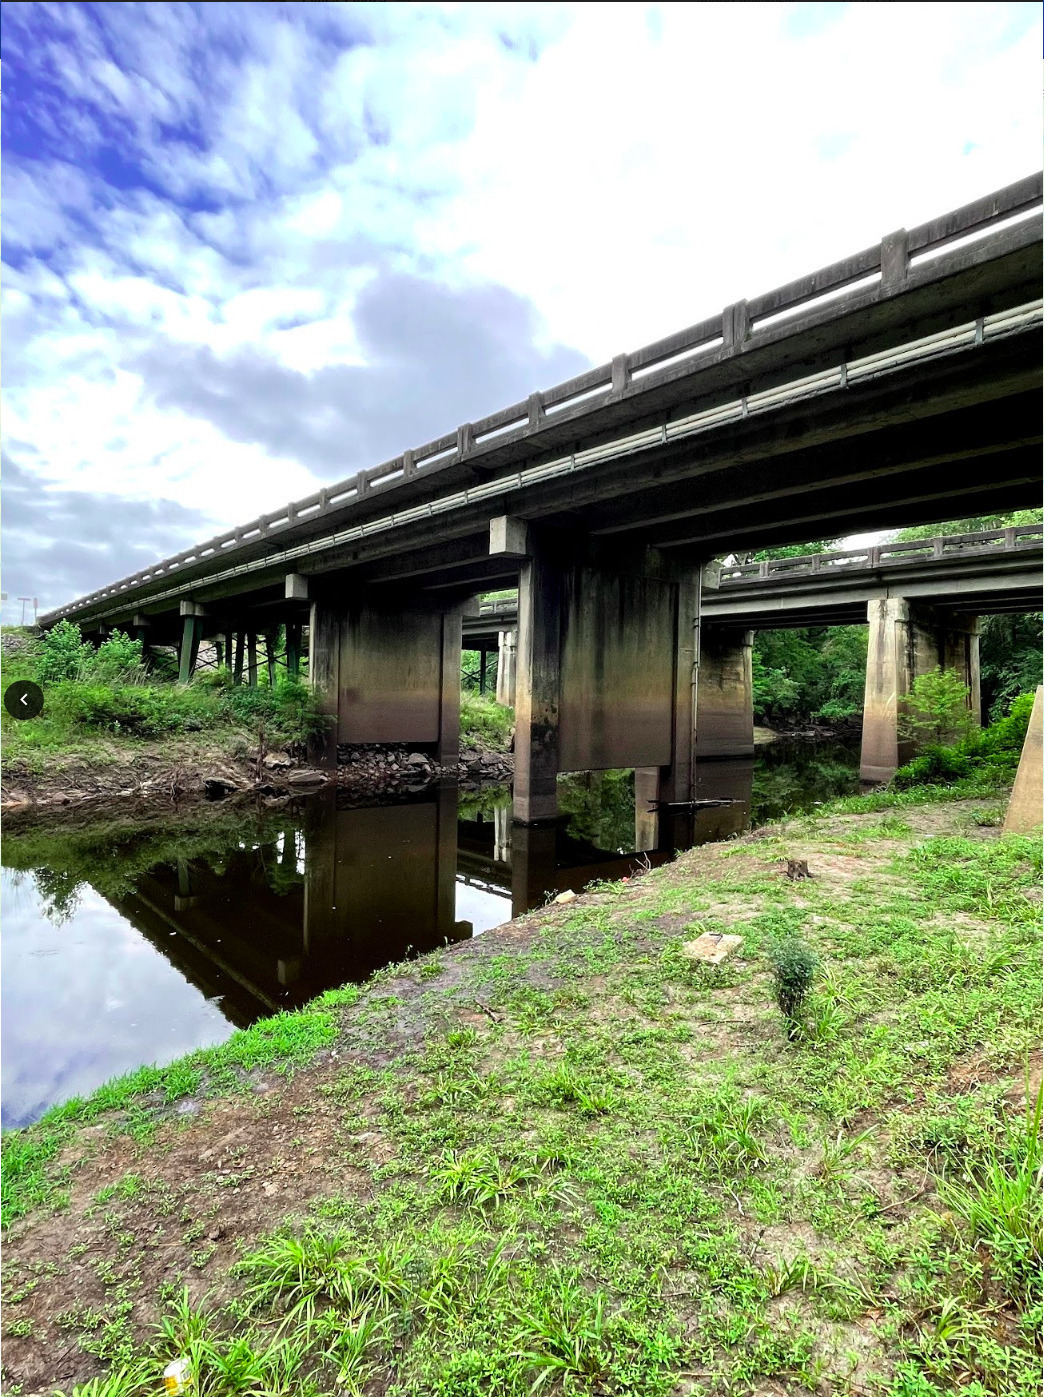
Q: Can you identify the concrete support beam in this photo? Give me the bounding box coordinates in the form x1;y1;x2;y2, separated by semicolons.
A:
1003;686;1043;833
513;532;700;823
233;631;246;686
285;573;309;601
179;599;207;618
513;544;563;823
695;629;755;759
308;591;462;768
496;629;517;706
178;614;204;683
860;600;982;782
490;516;529;558
247;632;259;688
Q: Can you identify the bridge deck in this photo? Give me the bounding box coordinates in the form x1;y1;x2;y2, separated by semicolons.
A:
42;174;1043;633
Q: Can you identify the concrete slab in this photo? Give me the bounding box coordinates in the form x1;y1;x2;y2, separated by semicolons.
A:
681;933;744;965
1003;686;1043;834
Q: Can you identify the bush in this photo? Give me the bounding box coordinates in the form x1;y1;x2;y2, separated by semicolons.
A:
891;690;1035;791
897;667;977;748
768;936;818;1040
34;619;94;683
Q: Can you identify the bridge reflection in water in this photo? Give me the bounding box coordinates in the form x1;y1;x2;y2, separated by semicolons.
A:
103;767;757;1030
4;741;864;1125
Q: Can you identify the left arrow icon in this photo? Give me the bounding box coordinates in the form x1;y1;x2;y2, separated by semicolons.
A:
4;681;44;720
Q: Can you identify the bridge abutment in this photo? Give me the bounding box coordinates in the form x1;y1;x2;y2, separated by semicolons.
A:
860;599;980;782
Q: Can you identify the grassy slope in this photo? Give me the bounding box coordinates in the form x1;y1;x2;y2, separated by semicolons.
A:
1;796;1041;1397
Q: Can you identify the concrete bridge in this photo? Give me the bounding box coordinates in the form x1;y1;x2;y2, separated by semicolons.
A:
464;526;1043;779
40;175;1043;818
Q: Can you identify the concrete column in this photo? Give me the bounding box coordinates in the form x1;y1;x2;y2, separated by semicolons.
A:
860;600;983;782
513;545;563;823
178;615;204;683
940;615;981;729
307;590;462;768
860;599;911;782
478;650;488;696
496;629;517;706
247;632;259;688
286;623;302;681
233;631;246;686
695;628;755;759
263;630;278;687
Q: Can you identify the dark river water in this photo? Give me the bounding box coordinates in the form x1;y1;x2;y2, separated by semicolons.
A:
1;738;860;1129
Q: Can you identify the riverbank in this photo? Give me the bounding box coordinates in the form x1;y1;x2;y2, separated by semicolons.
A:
3;791;1040;1396
0;735;514;826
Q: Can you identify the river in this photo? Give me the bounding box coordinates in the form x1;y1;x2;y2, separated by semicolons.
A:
1;737;861;1128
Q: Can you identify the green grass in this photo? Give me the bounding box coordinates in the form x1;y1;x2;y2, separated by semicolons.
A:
5;808;1041;1396
1;985;359;1228
459;692;514;750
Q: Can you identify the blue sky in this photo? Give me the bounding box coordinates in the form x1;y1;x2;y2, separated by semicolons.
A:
2;1;1040;618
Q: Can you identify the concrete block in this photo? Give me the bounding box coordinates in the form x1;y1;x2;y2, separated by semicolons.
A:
681;933;744;965
489;516;529;557
285;573;309;600
1003;686;1043;834
179;599;207;617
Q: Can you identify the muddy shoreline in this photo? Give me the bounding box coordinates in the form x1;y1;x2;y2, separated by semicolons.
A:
1;722;851;828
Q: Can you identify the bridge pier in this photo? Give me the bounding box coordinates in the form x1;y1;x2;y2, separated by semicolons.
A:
512;527;699;823
694;628;756;759
860;599;980;782
309;587;462;769
495;629;517;706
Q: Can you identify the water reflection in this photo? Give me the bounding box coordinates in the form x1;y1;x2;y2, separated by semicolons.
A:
1;738;860;1126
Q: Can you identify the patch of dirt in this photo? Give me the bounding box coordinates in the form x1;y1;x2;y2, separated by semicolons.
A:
2;1061;384;1394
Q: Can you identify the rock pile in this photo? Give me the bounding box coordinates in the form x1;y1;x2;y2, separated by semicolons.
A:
457;747;513;785
336;745;441;795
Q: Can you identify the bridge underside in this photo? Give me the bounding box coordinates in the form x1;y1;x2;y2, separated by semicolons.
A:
46;179;1041;818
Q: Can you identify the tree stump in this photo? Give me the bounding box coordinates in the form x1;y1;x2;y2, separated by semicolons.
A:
786;859;812;881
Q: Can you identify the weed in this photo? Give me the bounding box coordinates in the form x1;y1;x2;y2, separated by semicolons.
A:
432;1146;542;1208
938;1085;1043;1302
768;935;818;1039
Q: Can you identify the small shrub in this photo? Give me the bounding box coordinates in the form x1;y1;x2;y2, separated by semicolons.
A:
768;936;818;1039
898;667;977;748
891;688;1035;791
35;619;94;683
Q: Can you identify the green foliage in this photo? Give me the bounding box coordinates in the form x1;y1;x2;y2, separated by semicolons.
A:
891;689;1034;790
897;667;976;748
981;612;1043;721
937;1086;1043;1304
891;507;1042;542
752;626;867;725
459;693;514;751
3;618;327;752
768;936;818;1038
33;618;96;683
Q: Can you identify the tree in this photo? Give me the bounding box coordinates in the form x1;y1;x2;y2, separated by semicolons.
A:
897;667;977;748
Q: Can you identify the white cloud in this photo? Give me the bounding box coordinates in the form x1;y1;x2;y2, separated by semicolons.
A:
1;0;1040;617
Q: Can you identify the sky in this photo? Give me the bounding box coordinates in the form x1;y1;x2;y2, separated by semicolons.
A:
2;0;1041;621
